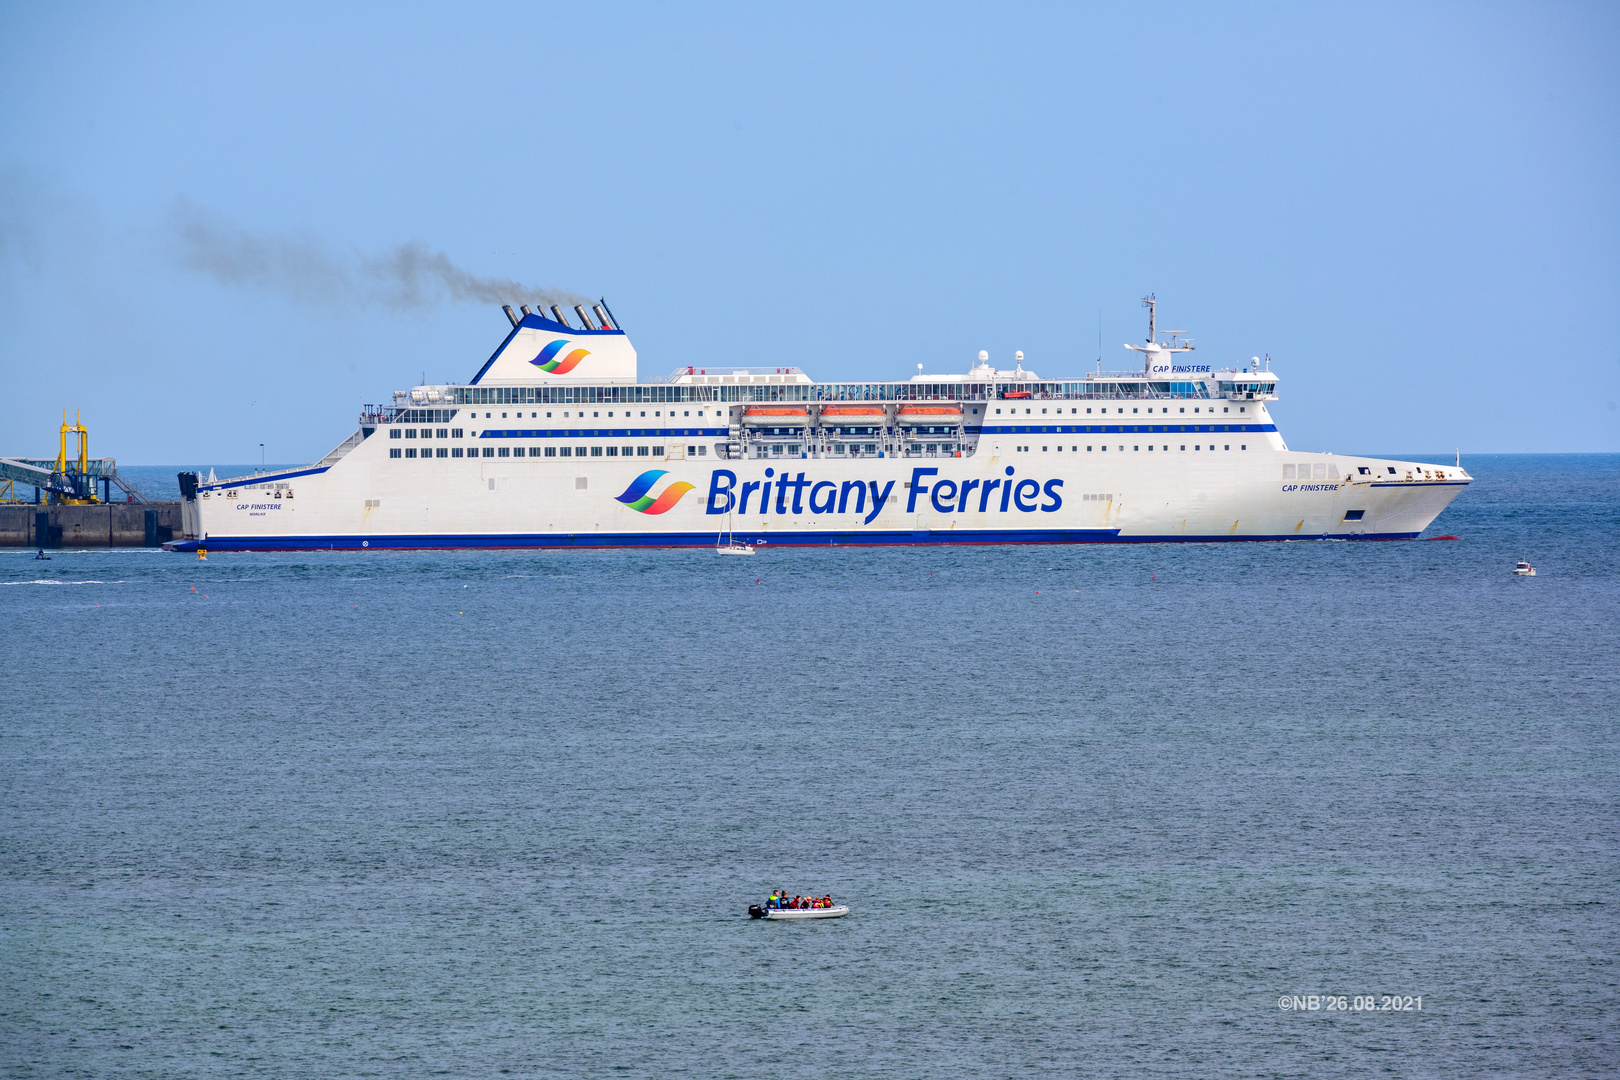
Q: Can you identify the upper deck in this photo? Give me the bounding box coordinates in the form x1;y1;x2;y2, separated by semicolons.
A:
360;297;1278;423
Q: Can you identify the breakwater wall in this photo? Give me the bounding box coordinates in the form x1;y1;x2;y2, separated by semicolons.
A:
0;503;183;547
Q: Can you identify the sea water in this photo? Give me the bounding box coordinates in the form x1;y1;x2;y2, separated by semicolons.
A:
3;454;1617;1078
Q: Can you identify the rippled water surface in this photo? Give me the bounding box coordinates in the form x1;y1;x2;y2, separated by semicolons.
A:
4;454;1618;1078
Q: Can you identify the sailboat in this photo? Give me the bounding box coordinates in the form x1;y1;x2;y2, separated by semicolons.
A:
716;507;755;555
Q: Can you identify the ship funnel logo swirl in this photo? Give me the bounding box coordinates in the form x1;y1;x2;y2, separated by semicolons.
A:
615;470;695;515
529;338;590;374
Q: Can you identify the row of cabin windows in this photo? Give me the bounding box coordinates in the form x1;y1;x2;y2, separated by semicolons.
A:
995;405;1244;415
390;446;667;459
473;410;705;419
1012;444;1248;452
390;427;464;439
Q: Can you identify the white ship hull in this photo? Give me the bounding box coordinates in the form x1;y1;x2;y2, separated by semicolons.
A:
183;444;1466;550
174;301;1469;550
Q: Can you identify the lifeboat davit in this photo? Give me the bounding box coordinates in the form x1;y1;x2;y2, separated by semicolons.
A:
819;405;888;426
895;404;963;426
741;406;810;427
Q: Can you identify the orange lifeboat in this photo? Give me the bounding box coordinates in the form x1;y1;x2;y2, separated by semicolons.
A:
895;404;963;426
741;406;810;427
819;405;888;426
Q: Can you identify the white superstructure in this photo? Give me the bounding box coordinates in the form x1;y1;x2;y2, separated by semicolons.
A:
174;298;1470;550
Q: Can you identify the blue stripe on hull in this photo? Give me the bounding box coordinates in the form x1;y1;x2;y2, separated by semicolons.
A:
180;528;1423;551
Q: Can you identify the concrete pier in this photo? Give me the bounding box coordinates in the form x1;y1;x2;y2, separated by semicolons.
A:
0;503;183;547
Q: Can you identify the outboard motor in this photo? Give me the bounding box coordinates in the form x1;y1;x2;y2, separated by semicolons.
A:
748;904;766;919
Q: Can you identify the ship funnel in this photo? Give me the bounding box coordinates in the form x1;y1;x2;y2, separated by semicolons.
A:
502;304;520;328
519;304;533;318
573;304;596;330
550;305;572;328
592;304;613;330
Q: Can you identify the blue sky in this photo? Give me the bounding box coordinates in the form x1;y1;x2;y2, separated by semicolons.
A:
1;2;1616;463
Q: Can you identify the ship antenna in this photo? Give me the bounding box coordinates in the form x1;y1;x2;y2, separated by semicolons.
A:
1142;294;1156;344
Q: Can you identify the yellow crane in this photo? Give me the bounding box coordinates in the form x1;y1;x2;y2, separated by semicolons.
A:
51;410;99;504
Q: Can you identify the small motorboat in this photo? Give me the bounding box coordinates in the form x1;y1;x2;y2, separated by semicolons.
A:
1512;560;1536;576
33;549;50;560
748;904;849;920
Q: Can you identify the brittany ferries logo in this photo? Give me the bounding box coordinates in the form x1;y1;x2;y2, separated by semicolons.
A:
615;470;695;514
529;339;590;375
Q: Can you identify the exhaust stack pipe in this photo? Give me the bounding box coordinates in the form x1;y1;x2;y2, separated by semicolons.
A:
502;304;520;328
519;304;532;318
592;303;613;330
573;304;596;329
550;305;572;327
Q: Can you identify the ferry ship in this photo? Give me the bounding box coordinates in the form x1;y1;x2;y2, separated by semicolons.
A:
172;297;1469;550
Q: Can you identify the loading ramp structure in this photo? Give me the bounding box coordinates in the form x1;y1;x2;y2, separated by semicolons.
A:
0;457;151;504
